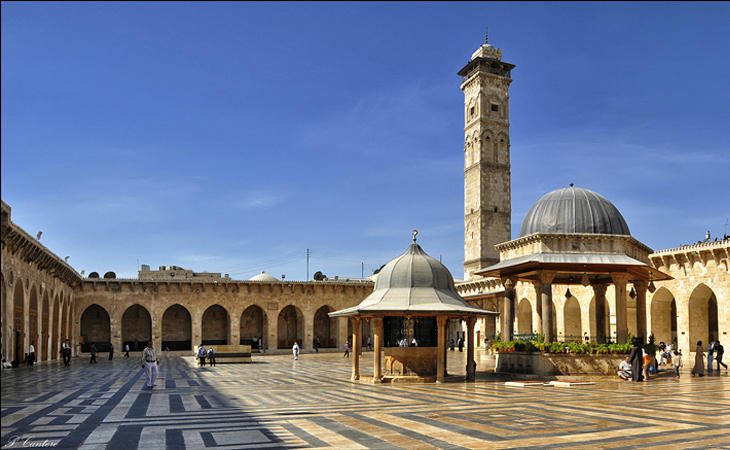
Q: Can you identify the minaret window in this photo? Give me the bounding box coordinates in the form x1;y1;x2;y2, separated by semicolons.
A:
491;104;499;112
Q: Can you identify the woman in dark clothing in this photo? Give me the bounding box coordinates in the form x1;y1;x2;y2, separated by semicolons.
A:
628;338;644;382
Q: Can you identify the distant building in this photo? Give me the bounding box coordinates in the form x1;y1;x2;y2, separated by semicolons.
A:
138;265;231;282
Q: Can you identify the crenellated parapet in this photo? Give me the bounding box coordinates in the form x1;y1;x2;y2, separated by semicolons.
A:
649;238;730;273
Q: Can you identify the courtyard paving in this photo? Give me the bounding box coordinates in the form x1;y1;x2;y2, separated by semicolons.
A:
1;350;729;449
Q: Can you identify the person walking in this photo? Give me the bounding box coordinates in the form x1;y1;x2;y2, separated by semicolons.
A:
28;342;36;367
141;340;159;388
292;341;300;360
707;341;715;374
673;350;683;378
207;347;216;367
715;341;727;372
367;336;372;351
124;344;130;358
62;340;71;367
197;345;207;367
314;337;320;353
458;337;464;352
343;341;350;358
89;343;97;364
628;338;643;382
108;344;114;361
691;341;705;377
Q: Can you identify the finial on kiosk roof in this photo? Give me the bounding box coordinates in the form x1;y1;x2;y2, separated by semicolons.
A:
412;229;419;243
484;27;489;44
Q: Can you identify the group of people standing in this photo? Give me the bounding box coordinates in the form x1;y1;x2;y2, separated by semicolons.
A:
196;345;216;367
691;340;727;376
619;339;684;381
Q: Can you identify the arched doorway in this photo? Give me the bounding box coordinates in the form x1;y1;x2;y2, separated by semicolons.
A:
589;295;610;343
313;305;337;348
689;284;719;349
650;287;677;345
13;281;25;363
277;305;302;349
122;304;152;351
563;297;582;342
517;299;532;335
202;305;229;345
41;292;50;361
240;305;266;349
29;285;39;361
162;304;192;350
80;304;111;352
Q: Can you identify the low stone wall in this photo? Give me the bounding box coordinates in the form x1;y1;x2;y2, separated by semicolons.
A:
496;351;626;375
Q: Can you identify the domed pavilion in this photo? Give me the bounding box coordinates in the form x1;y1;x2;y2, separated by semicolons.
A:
330;231;497;382
478;185;671;344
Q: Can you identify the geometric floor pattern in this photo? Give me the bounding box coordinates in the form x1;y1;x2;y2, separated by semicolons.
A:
2;351;729;449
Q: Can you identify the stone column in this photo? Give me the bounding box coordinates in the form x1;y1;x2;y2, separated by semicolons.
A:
151;310;162;352
304;311;314;350
192;309;202;349
372;317;383;383
337;317;348;351
110;313;123;356
502;278;516;340
466;317;476;381
351;317;360;381
592;283;608;343
230;314;240;346
612;274;630;344
437;316;447;382
538;272;556;342
531;281;543;335
634;281;648;341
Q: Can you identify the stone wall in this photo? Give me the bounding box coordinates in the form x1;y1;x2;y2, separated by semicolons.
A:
496;351;626;376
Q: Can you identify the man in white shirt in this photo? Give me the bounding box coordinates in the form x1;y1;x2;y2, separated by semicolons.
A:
618;356;632;380
141;340;159;388
62;340;71;366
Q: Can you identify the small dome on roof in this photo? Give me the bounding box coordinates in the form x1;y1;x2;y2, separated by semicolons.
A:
374;243;455;292
249;271;279;282
519;186;630;238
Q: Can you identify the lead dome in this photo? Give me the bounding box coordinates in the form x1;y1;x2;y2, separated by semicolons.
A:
519;186;630;238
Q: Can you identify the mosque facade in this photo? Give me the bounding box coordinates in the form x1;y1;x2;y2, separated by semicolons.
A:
1;35;728;366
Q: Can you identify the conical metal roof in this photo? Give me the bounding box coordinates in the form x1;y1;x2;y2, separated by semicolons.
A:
330;239;497;317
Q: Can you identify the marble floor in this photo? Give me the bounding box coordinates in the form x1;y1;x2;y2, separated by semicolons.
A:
2;350;729;449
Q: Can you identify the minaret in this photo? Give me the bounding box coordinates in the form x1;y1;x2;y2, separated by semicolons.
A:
460;31;514;280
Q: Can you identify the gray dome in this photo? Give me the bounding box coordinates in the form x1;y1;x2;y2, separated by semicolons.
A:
374;243;456;291
519;186;630;238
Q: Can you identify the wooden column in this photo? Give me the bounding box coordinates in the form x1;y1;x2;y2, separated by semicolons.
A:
436;316;447;382
592;282;608;343
372;317;383;382
539;272;556;342
466;317;476;381
634;281;648;341
351;317;360;381
612;273;630;344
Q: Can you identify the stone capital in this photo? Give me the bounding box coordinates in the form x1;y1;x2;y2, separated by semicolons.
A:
537;271;556;284
591;282;608;296
611;273;631;285
500;277;516;290
633;280;649;291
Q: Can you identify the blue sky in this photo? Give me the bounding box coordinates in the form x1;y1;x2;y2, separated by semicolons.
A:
2;2;729;280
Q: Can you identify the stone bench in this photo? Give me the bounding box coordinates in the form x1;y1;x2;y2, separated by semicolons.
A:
195;345;251;363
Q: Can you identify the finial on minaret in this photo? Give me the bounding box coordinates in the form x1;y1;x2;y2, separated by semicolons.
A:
412;229;419;243
484;27;489;44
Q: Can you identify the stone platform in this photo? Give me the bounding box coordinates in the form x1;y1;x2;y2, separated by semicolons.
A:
2;351;729;449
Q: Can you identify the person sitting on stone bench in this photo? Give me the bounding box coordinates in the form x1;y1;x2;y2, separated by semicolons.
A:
618;356;632;380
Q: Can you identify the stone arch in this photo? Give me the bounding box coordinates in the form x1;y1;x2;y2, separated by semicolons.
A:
51;294;60;360
516;298;532;335
277;305;303;349
122;304;152;351
162;304;192;351
240;305;266;349
688;283;718;349
563;296;582;342
13;280;24;363
1;272;7;361
650;287;677;346
80;304;110;352
202;304;229;345
589;295;610;342
29;285;39;360
314;305;338;348
41;291;50;361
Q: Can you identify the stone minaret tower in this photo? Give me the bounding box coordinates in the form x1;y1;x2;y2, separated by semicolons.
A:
460;32;514;280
